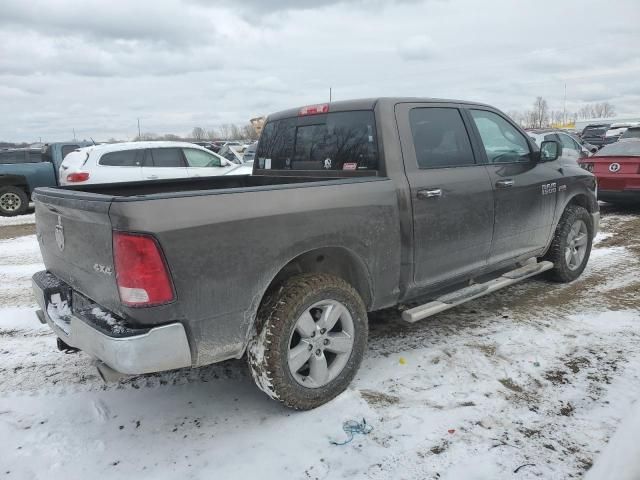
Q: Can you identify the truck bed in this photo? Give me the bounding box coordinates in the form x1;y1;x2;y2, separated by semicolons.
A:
39;171;378;200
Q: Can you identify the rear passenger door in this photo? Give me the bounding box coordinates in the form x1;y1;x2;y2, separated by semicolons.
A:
395;103;495;290
142;148;189;180
466;108;557;264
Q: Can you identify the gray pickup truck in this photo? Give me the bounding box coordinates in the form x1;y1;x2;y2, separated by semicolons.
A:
31;98;599;409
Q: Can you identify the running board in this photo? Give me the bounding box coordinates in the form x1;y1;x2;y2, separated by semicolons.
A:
402;261;554;323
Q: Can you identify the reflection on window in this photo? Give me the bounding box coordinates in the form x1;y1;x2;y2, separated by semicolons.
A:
470;110;530;163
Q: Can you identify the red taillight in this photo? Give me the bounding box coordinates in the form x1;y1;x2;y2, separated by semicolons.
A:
112;232;175;307
299;103;329;116
66;172;90;182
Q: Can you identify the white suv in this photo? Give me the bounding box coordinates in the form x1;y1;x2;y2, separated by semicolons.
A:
59;141;251;186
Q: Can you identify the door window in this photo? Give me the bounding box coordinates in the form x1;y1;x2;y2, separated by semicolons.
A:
559;133;580;152
99;149;145;166
183;148;221;167
150;148;186;167
470;110;531;163
409;108;475;168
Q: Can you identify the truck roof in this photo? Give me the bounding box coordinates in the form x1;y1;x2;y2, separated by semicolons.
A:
267;97;494;121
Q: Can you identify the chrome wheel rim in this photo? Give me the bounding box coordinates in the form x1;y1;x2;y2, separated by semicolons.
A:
288;299;354;388
565;219;588;271
0;192;21;212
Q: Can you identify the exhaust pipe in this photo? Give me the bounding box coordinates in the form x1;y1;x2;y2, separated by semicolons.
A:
95;361;130;383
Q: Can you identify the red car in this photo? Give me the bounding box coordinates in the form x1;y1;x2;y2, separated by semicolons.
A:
579;139;640;204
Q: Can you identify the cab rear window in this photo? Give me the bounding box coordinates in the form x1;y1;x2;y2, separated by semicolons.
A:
256;110;378;171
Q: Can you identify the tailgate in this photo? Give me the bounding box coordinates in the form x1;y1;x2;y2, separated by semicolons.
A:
34;190;122;315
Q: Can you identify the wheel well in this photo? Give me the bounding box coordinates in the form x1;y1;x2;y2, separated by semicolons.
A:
0;176;29;195
566;193;595;213
265;247;373;309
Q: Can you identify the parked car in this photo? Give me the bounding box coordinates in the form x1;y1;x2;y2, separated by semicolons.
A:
619;126;640;140
0;142;88;216
217;144;246;165
242;142;258;163
59;141;247;186
581;124;611;149
210;140;242;153
527;129;595;164
578;139;640;203
32;98;598;410
603;123;639;146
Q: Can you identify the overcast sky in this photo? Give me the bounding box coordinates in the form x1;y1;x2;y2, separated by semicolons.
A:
1;0;639;142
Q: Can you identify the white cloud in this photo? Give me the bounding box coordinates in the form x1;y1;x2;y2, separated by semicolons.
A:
0;0;639;142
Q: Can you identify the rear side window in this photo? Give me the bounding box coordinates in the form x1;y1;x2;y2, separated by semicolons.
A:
61;144;80;159
595;142;640;157
27;151;42;162
0;151;26;164
621;128;640;139
100;149;145;167
409;108;474;168
257;111;378;171
150;148;185;167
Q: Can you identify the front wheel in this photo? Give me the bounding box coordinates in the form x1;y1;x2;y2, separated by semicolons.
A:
247;273;368;410
543;205;594;282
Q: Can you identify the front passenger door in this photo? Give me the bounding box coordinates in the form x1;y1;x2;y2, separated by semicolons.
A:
183;148;237;177
467;109;557;264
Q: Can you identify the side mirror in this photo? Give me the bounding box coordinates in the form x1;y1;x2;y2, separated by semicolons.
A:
540;140;560;162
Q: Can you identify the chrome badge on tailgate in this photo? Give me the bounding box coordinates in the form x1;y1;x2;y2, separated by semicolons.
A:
55;215;65;252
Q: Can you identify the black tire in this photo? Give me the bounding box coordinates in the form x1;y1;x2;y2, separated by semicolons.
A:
247;273;368;410
0;186;29;217
543;205;593;282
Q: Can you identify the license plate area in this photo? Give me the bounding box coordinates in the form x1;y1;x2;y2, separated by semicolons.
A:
33;271;74;335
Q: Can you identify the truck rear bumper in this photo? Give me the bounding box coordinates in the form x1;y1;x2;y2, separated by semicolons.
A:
32;271;192;375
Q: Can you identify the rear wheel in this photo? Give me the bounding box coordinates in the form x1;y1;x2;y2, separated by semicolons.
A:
0;186;29;216
247;273;368;410
543;205;593;282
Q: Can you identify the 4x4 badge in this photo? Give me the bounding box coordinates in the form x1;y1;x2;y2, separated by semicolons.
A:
55;215;65;252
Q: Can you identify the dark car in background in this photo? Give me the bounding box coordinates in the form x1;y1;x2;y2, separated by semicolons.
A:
579;139;640;204
581;124;610;149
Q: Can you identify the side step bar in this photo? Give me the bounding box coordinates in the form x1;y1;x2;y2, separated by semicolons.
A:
402;261;554;323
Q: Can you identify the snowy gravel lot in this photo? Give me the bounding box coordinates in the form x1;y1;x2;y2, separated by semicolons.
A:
0;205;639;479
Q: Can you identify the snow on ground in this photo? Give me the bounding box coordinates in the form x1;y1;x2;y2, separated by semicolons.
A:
1;204;639;479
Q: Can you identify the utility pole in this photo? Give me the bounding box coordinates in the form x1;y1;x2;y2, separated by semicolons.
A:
73;128;76;141
329;87;332;103
562;83;567;127
137;118;141;139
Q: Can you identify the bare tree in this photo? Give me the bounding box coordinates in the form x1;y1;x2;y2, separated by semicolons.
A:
218;124;232;140
531;97;549;128
191;127;206;141
206;129;218;140
241;124;259;141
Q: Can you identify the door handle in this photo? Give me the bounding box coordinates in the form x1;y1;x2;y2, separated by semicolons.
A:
417;188;442;199
495;179;514;189
147;175;158;179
